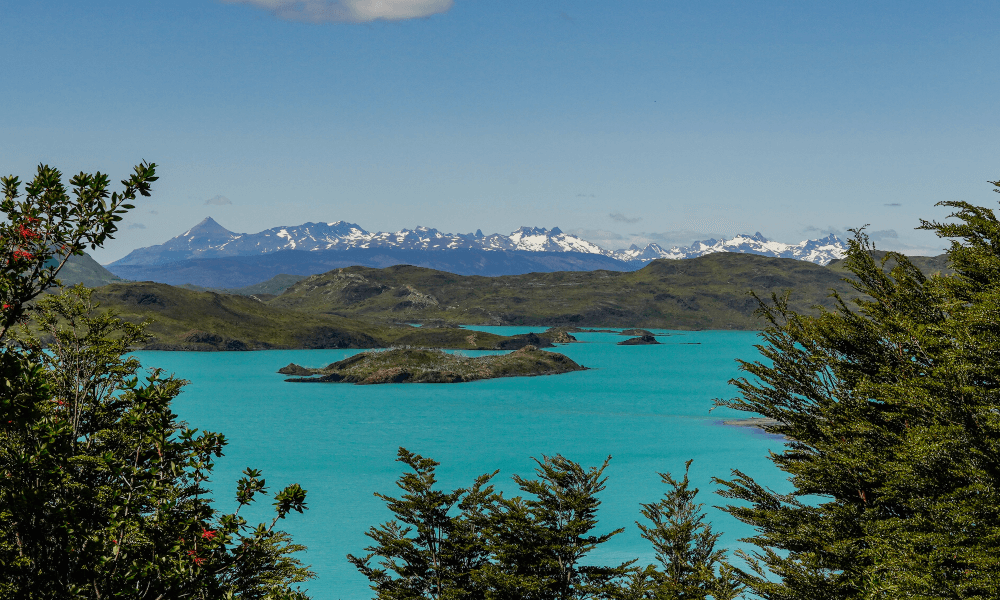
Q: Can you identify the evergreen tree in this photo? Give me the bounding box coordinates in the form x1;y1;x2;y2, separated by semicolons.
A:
479;454;634;600
352;452;634;600
713;181;1000;599
622;461;742;600
348;448;498;600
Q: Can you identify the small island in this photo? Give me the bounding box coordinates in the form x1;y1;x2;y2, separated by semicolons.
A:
618;334;660;345
280;345;587;384
619;328;656;337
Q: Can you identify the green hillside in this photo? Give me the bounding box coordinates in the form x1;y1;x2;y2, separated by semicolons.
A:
53;251;952;349
88;283;523;351
178;273;309;298
267;253;865;329
56;253;124;288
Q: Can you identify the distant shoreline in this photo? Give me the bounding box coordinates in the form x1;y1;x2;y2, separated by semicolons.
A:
721;417;784;435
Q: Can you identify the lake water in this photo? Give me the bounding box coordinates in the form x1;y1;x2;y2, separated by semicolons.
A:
137;328;788;600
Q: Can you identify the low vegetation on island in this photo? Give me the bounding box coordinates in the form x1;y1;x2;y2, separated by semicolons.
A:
280;345;587;384
618;334;660;345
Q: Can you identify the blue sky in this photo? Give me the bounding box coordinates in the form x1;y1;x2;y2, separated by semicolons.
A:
3;0;998;262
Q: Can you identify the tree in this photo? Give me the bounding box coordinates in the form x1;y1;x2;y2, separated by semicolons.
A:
0;164;313;598
713;181;1000;599
348;448;498;600
352;451;634;600
479;454;634;600
621;461;742;600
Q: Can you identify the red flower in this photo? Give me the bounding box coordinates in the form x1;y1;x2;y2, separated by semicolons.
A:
11;250;32;261
2;304;9;310
17;225;39;240
192;556;206;566
201;528;216;540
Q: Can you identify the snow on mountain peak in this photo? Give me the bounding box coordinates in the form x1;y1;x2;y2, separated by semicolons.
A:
112;218;847;267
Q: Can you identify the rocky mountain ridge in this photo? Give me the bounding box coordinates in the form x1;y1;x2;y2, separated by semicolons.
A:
110;218;847;268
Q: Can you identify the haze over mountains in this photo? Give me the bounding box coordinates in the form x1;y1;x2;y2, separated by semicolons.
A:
105;217;848;288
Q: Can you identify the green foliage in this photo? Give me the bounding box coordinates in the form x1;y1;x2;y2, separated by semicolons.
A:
0;164;313;598
713;181;1000;599
481;454;635;600
622;461;742;600
1;162;154;339
348;449;498;599
354;450;746;600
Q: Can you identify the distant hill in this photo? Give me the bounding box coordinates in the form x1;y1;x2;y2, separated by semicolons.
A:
58;251;954;348
267;253;863;330
105;247;635;288
84;283;541;351
55;253;124;288
179;274;310;297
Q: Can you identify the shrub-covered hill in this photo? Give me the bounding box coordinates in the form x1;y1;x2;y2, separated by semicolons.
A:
267;252;864;329
87;283;555;351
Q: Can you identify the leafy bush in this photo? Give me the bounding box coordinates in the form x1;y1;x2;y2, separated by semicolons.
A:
0;164;313;599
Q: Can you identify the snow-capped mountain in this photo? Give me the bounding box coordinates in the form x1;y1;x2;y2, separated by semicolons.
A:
111;218;620;266
610;232;846;265
110;217;846;268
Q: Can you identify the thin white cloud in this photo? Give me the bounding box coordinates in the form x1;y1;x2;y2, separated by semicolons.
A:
220;0;455;23
609;211;641;224
633;230;723;248
205;195;233;206
568;228;625;242
571;228;720;250
803;225;846;238
870;229;898;241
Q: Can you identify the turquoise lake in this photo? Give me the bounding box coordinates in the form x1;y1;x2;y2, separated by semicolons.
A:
137;328;788;600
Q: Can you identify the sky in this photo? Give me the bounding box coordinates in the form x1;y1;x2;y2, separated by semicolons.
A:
2;0;998;263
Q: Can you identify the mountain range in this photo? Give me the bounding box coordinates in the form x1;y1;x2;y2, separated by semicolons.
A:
105;217;848;288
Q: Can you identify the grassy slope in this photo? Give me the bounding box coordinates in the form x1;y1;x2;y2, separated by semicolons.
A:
178;273;310;297
89;283;514;351
268;253;862;329
56;253;124;288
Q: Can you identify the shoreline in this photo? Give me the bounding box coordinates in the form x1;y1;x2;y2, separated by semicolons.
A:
720;417;785;437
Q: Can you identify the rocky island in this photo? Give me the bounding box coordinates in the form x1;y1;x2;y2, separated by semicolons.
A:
618;334;660;345
280;345;587;384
